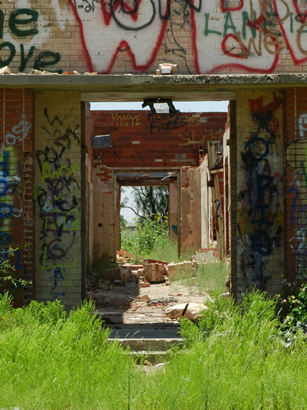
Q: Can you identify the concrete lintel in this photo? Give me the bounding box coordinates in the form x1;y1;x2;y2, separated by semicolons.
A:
0;73;306;94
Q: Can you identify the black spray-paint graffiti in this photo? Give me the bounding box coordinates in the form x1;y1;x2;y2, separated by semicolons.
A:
35;109;80;299
148;111;186;133
0;8;61;71
160;0;194;73
238;93;282;289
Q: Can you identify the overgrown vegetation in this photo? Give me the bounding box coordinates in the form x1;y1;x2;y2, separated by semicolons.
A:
0;291;305;409
0;246;27;292
172;262;229;295
121;213;194;263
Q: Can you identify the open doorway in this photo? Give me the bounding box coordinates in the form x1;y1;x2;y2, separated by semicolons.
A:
83;98;232;332
119;184;175;260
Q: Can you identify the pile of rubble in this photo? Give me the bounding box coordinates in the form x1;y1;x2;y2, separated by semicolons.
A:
86;249;225;324
117;249;196;287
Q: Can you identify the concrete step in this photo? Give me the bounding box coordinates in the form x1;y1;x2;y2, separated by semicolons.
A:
108;337;183;352
129;350;169;364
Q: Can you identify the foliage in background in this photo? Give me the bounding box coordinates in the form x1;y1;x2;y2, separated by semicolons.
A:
121;186;168;220
0;292;305;409
121;213;169;258
0;246;27;291
277;280;307;338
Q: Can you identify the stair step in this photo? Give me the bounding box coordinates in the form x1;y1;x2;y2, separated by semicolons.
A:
108;337;183;352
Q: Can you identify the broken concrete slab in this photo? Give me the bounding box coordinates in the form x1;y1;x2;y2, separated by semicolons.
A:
165;302;208;320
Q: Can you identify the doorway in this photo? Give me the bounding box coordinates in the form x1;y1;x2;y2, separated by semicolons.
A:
82;98;232;329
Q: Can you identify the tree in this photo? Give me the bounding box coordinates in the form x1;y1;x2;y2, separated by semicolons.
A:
121;186;168;220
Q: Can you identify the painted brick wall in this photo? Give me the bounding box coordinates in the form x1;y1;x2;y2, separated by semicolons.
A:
236;90;284;297
285;88;307;282
34;91;82;308
0;89;34;305
91;111;227;168
0;1;306;74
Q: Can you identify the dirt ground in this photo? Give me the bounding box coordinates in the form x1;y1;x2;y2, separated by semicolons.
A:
87;278;212;324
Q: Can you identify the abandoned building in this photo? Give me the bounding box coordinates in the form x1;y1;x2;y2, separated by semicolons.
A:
0;1;306;310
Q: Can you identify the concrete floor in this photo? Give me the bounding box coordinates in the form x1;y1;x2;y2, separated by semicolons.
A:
89;278;211;329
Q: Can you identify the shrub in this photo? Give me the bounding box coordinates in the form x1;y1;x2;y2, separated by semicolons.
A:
121;213;168;257
277;281;307;338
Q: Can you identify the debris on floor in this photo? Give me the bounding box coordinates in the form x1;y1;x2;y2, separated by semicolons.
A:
165;302;208;321
86;251;215;325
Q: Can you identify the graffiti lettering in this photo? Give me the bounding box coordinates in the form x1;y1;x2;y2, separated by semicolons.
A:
1;116;30;151
36;108;81;299
69;0;307;73
238;94;283;289
148;111;186;133
0;8;61;72
111;113;142;128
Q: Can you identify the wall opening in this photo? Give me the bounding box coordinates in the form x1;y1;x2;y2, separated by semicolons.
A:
83;98;231;329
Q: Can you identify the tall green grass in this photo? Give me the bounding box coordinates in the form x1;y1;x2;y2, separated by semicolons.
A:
0;294;134;409
134;292;307;410
171;262;229;295
121;215;193;263
0;292;305;409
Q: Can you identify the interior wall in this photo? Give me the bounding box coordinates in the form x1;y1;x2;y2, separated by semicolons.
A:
169;181;178;243
180;165;202;253
34;91;82;307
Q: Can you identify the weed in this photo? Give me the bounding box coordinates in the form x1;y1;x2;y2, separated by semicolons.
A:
0;292;305;409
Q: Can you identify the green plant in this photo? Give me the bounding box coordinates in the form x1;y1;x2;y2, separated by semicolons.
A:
121;213;169;257
277;280;307;337
0;293;306;409
0;246;27;291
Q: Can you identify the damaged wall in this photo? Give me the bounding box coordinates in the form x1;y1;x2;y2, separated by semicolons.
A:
0;1;306;74
89;110;227;261
91;111;227;167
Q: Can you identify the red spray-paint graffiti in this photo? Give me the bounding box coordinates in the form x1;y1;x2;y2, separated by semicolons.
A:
70;0;307;74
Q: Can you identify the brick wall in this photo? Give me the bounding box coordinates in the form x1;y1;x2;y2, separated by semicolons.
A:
0;1;306;74
236;90;284;297
91;111;227;168
90;110;227;260
34;91;82;308
285;88;307;282
0;89;34;305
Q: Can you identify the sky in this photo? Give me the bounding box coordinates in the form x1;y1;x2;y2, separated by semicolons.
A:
91;101;229;222
90;101;229;112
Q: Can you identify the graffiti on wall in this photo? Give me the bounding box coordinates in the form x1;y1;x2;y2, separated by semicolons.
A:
111;113;142;127
238;93;283;289
69;0;307;73
1;1;306;73
286;112;307;278
35;108;80;299
0;7;61;71
0;113;30;276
